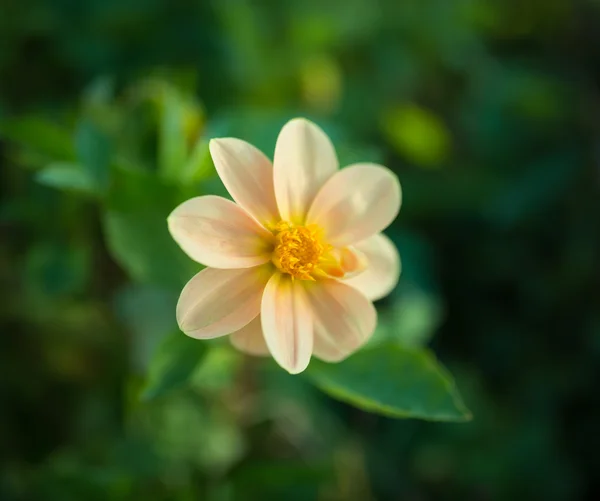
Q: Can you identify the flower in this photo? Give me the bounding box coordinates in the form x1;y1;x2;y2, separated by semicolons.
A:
168;118;402;374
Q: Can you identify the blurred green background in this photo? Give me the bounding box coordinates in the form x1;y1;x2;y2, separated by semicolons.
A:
1;0;600;500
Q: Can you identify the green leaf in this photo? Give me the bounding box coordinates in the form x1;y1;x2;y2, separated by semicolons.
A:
158;90;188;181
102;210;199;288
368;290;443;349
382;104;451;167
0;116;75;160
25;241;91;296
192;344;242;392
75;120;111;192
106;164;181;213
142;331;207;400
179;138;214;184
102;163;199;287
306;344;471;422
114;284;178;372
393;289;444;347
36;162;96;195
336;143;385;167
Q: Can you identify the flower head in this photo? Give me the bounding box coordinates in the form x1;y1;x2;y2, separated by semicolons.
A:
168;118;402;373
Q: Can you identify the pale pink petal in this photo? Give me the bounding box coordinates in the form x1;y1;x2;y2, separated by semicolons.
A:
261;272;313;374
168;195;273;268
209;138;279;226
176;266;271;339
273;118;338;224
306;163;401;247
230;315;269;356
305;280;377;362
344;233;401;301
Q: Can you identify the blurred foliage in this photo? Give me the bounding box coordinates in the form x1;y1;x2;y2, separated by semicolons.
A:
1;0;600;500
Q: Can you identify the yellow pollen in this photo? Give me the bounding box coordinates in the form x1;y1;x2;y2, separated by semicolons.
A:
271;221;329;280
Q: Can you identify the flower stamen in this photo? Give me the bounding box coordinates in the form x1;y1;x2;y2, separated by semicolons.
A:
271;221;330;280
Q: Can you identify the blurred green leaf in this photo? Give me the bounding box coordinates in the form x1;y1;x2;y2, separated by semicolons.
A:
36;162;96;195
142;331;207;400
25;241;91;296
393;289;444;347
82;76;117;108
382;104;451;167
158;90;189;182
371;289;443;349
0;116;75;160
336;142;385;167
107;165;182;212
180;138;214;184
114;284;178;372
75;120;111;193
192;344;241;392
102;210;199;288
307;344;471;421
195;409;245;473
299;54;342;113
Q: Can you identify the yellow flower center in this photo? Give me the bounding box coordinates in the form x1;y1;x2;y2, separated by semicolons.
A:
271;221;330;280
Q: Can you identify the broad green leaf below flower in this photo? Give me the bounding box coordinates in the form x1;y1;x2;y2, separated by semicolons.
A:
306;344;471;422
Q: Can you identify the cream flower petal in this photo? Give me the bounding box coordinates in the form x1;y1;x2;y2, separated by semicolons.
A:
344;233;401;301
168;195;273;268
230;315;269;356
176;266;271;339
261;272;313;374
209;138;279;226
339;246;368;278
306;279;377;362
306;163;401;247
273;118;338;224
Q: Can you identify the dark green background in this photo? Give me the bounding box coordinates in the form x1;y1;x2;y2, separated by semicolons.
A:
1;0;599;500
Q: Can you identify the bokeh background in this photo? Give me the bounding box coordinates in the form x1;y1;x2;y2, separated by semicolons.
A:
2;0;600;500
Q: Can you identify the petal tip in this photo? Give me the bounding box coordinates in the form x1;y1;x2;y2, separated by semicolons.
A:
208;137;233;155
208;137;222;155
283;359;310;375
287;116;312;126
285;117;327;136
